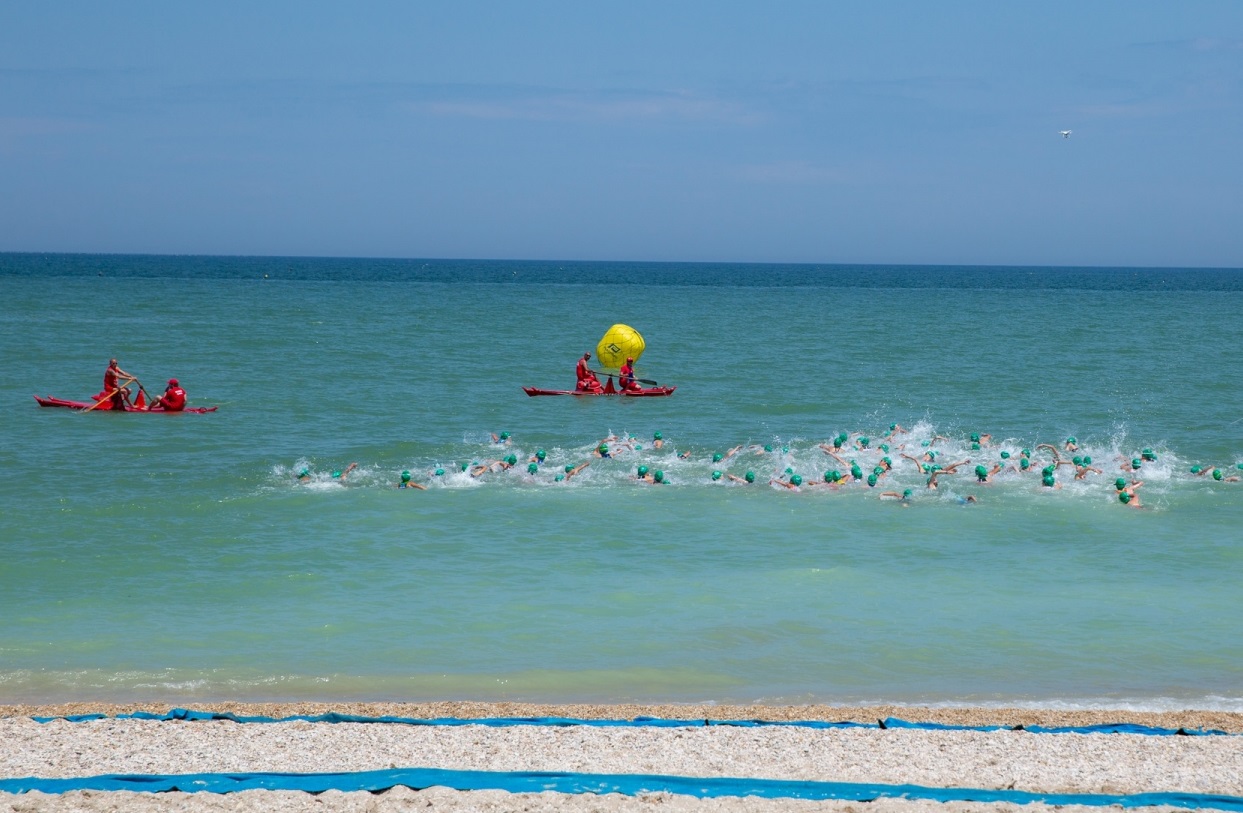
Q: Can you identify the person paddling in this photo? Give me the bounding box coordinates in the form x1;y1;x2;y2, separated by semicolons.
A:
618;356;639;392
151;378;187;412
99;358;137;410
575;352;602;393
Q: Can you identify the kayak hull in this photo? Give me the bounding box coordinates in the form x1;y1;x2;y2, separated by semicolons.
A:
34;395;218;413
522;386;675;397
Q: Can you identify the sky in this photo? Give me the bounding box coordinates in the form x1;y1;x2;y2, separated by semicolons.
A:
2;2;1242;267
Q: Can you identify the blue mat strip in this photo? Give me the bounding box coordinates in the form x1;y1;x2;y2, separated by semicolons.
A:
3;767;1243;809
31;708;1232;736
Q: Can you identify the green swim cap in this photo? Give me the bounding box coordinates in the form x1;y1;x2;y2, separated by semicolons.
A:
461;462;470;471
1237;463;1243;470
851;465;863;478
712;453;723;462
764;444;773;452
971;442;980;451
637;465;649;477
902;489;912;499
790;474;803;486
745;471;755;483
931;464;942;472
866;474;877;486
331;470;342;478
1067;437;1077;444
712;470;722;480
434;468;445;476
536;450;546;460
921;440;930;447
890;423;898;431
506;454;517;466
927;450;938;459
785;467;794;475
880;444;889;453
654;470;665;483
1119;490;1131;503
1072;456;1083;467
565;464;575;473
974;465;987;479
1042;465;1055;477
654;431;662;440
882;457;892;466
859;437;869;447
832;438;843;448
1142;448;1155;460
871;466;882;476
527;462;538;474
825;470;838;483
1021;449;1031;458
634;444;642;450
298;468;309;478
1131;458;1141;469
1000;451;1010;459
1083;456;1092;465
500;431;510;439
1213;469;1223;480
555;474;565;482
1020;458;1030;469
1042;474;1055;487
598;444;608;454
1115;478;1127;489
838;432;848;442
970;433;979;442
401;470;411;482
1191;465;1202;473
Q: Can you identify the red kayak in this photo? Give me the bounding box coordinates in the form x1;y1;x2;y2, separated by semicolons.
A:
524;377;675;397
34;395;218;413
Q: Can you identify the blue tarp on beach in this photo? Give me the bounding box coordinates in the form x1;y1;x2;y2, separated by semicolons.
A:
3;767;1243;810
32;707;1233;736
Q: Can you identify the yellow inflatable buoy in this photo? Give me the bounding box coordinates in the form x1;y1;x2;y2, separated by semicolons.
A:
596;324;645;370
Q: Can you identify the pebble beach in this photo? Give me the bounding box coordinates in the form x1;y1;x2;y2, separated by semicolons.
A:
4;703;1243;812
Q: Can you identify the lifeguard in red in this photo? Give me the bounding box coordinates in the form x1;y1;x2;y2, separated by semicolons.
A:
618;357;639;391
154;378;187;412
575;352;602;393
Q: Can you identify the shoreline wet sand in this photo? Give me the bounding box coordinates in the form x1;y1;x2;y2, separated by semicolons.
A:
4;703;1243;812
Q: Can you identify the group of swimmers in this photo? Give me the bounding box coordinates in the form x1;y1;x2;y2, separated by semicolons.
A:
293;424;1242;508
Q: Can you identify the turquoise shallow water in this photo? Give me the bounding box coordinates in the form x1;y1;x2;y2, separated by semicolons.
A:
2;254;1243;708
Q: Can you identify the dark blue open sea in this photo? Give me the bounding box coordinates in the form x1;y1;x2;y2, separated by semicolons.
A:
3;253;1242;710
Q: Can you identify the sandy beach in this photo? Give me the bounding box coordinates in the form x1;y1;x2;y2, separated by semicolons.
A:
4;703;1243;811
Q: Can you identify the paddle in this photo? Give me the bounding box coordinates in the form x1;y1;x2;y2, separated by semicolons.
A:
81;380;136;413
590;369;659;386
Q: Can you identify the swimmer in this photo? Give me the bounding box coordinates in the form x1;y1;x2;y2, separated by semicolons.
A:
1064;436;1079;452
925;469;955;489
652;470;669;484
710;470;723;482
884;423;907;440
727;471;757;484
1118;490;1142;507
562;461;591;481
471;455;518;477
771;473;804;490
491;431;511;445
822;469;847;486
652;431;664;449
1211;469;1240;483
295;467;312;482
1073;457;1102;480
332;462;358;482
1120;456;1144;473
635;464;654;483
820;446;850;466
880;488;913;503
677;449;692;459
957;495;979;504
1140;448;1158;462
528;449;547;464
594;443;612;459
718;444;744;462
397;470;427;490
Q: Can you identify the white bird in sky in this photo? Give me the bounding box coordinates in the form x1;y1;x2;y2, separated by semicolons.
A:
1059;130;1072;138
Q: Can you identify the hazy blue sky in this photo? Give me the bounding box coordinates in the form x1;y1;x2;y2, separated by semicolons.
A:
3;2;1242;266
